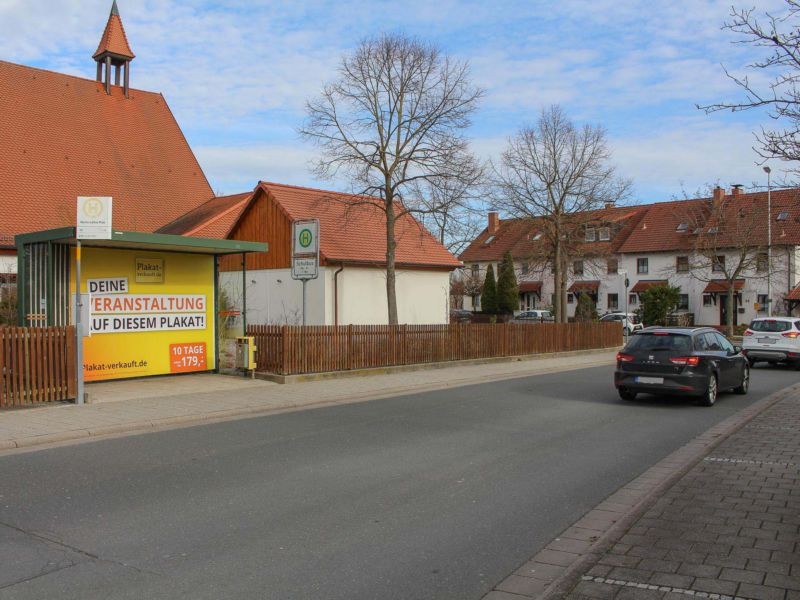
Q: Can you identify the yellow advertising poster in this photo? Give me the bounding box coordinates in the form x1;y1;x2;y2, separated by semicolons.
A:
72;248;216;381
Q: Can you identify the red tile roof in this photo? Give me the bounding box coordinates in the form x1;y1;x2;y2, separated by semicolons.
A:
703;279;745;293
569;280;600;293
258;182;460;269
518;281;542;293
630;280;668;293
0;60;214;247
786;285;800;301
460;188;800;263
158;193;251;238
459;204;647;263
93;2;135;59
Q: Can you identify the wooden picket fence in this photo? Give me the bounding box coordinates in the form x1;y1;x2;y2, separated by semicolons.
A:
247;322;621;376
0;326;76;407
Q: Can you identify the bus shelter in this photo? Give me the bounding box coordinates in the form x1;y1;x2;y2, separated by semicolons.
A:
15;227;266;382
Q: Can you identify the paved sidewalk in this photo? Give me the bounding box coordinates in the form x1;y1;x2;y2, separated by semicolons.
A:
0;349;616;451
488;384;800;600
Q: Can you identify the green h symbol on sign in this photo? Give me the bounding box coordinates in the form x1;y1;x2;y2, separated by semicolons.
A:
299;228;313;248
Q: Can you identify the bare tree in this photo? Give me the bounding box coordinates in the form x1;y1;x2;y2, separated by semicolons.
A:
494;106;631;322
674;190;773;336
300;33;483;324
699;1;800;167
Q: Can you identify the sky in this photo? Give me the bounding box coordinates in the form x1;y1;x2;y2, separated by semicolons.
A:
0;0;791;204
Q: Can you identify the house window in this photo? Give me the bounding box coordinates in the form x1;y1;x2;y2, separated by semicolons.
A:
713;255;725;272
551;293;556;306
567;293;574;304
637;258;648;274
703;294;713;307
708;227;718;234
607;258;618;274
629;294;638;306
777;211;789;221
678;294;689;310
676;256;689;273
676;223;688;232
585;228;596;242
550;261;556;274
598;227;611;241
757;294;768;311
473;295;480;309
573;260;584;275
756;253;768;272
483;235;495;245
532;232;542;241
521;262;530;275
608;293;619;310
471;264;479;277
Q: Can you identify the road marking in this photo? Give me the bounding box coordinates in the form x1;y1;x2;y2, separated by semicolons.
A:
581;575;753;600
703;456;798;468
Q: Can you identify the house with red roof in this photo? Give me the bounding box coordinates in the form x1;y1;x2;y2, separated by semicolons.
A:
0;1;214;272
460;186;800;325
162;182;462;325
2;3;460;326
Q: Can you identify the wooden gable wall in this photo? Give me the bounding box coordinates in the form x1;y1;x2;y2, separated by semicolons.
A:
219;190;292;272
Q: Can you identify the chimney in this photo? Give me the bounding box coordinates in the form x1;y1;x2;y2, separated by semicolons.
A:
712;186;725;205
731;184;743;196
488;211;499;235
604;200;616;210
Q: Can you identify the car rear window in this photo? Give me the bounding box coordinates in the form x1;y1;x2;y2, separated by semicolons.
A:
750;320;793;332
625;332;692;353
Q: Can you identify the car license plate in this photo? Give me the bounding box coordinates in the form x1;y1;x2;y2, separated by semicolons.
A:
757;337;776;344
636;376;664;384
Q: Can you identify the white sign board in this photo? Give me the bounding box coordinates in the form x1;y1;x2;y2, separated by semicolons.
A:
292;257;318;280
77;196;112;240
293;220;319;255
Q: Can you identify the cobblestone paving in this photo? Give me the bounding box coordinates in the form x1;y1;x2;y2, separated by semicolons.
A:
566;397;800;600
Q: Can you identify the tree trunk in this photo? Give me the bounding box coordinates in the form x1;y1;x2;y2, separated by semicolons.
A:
553;241;562;322
560;251;568;323
385;198;399;325
727;284;736;337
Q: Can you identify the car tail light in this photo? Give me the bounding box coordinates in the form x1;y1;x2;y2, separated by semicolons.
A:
743;329;754;337
782;331;800;339
616;353;634;362
670;356;700;366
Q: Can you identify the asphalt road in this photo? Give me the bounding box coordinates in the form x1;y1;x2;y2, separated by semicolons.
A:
0;363;797;600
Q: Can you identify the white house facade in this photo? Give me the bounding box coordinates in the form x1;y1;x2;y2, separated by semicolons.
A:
460;186;800;326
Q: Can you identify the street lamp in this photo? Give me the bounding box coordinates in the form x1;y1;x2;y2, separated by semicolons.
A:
763;166;772;317
619;269;629;341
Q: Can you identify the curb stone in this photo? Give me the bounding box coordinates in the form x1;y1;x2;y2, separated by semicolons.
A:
482;381;800;600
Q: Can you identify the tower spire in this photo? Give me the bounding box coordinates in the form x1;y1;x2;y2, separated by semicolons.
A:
93;1;134;97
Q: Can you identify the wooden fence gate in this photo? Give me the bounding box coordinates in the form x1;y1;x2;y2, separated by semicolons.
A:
0;326;76;407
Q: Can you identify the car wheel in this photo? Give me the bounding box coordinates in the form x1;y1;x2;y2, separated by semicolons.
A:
697;374;718;407
618;388;637;401
734;365;749;395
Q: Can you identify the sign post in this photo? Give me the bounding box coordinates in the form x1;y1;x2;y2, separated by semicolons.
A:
75;197;112;404
291;219;320;326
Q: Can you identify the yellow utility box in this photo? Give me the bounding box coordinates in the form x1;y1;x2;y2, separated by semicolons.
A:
235;336;257;371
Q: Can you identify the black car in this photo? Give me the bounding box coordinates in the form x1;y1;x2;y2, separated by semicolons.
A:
614;327;749;406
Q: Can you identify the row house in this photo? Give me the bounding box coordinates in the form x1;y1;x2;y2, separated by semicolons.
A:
459;187;800;326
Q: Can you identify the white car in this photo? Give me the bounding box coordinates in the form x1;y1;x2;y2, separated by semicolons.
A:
600;312;643;335
742;317;800;368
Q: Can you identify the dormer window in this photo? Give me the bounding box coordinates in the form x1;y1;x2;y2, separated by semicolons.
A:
532;232;542;241
585;228;596;242
483;235;495;245
692;227;702;235
598;227;610;241
676;223;688;232
708;227;718;234
777;211;789;221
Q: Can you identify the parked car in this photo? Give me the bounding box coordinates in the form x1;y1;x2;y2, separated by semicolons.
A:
513;310;554;323
614;326;749;406
742;317;800;368
600;312;643;335
449;309;473;323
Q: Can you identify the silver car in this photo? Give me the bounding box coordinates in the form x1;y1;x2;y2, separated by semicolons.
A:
600;312;643;335
514;310;554;323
